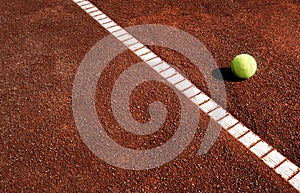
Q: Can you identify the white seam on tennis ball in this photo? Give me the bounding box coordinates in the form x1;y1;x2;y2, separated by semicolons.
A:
247;55;254;77
72;0;300;190
247;55;252;77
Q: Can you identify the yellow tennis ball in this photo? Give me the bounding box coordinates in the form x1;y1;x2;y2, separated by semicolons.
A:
231;54;257;79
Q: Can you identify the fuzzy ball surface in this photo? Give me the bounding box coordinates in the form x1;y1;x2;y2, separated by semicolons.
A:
231;54;257;79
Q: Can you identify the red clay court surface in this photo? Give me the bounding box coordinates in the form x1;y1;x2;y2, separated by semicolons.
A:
1;0;299;192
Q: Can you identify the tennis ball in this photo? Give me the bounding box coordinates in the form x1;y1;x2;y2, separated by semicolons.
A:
231;54;257;79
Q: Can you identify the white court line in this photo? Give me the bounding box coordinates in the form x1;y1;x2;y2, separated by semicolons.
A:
72;0;300;191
